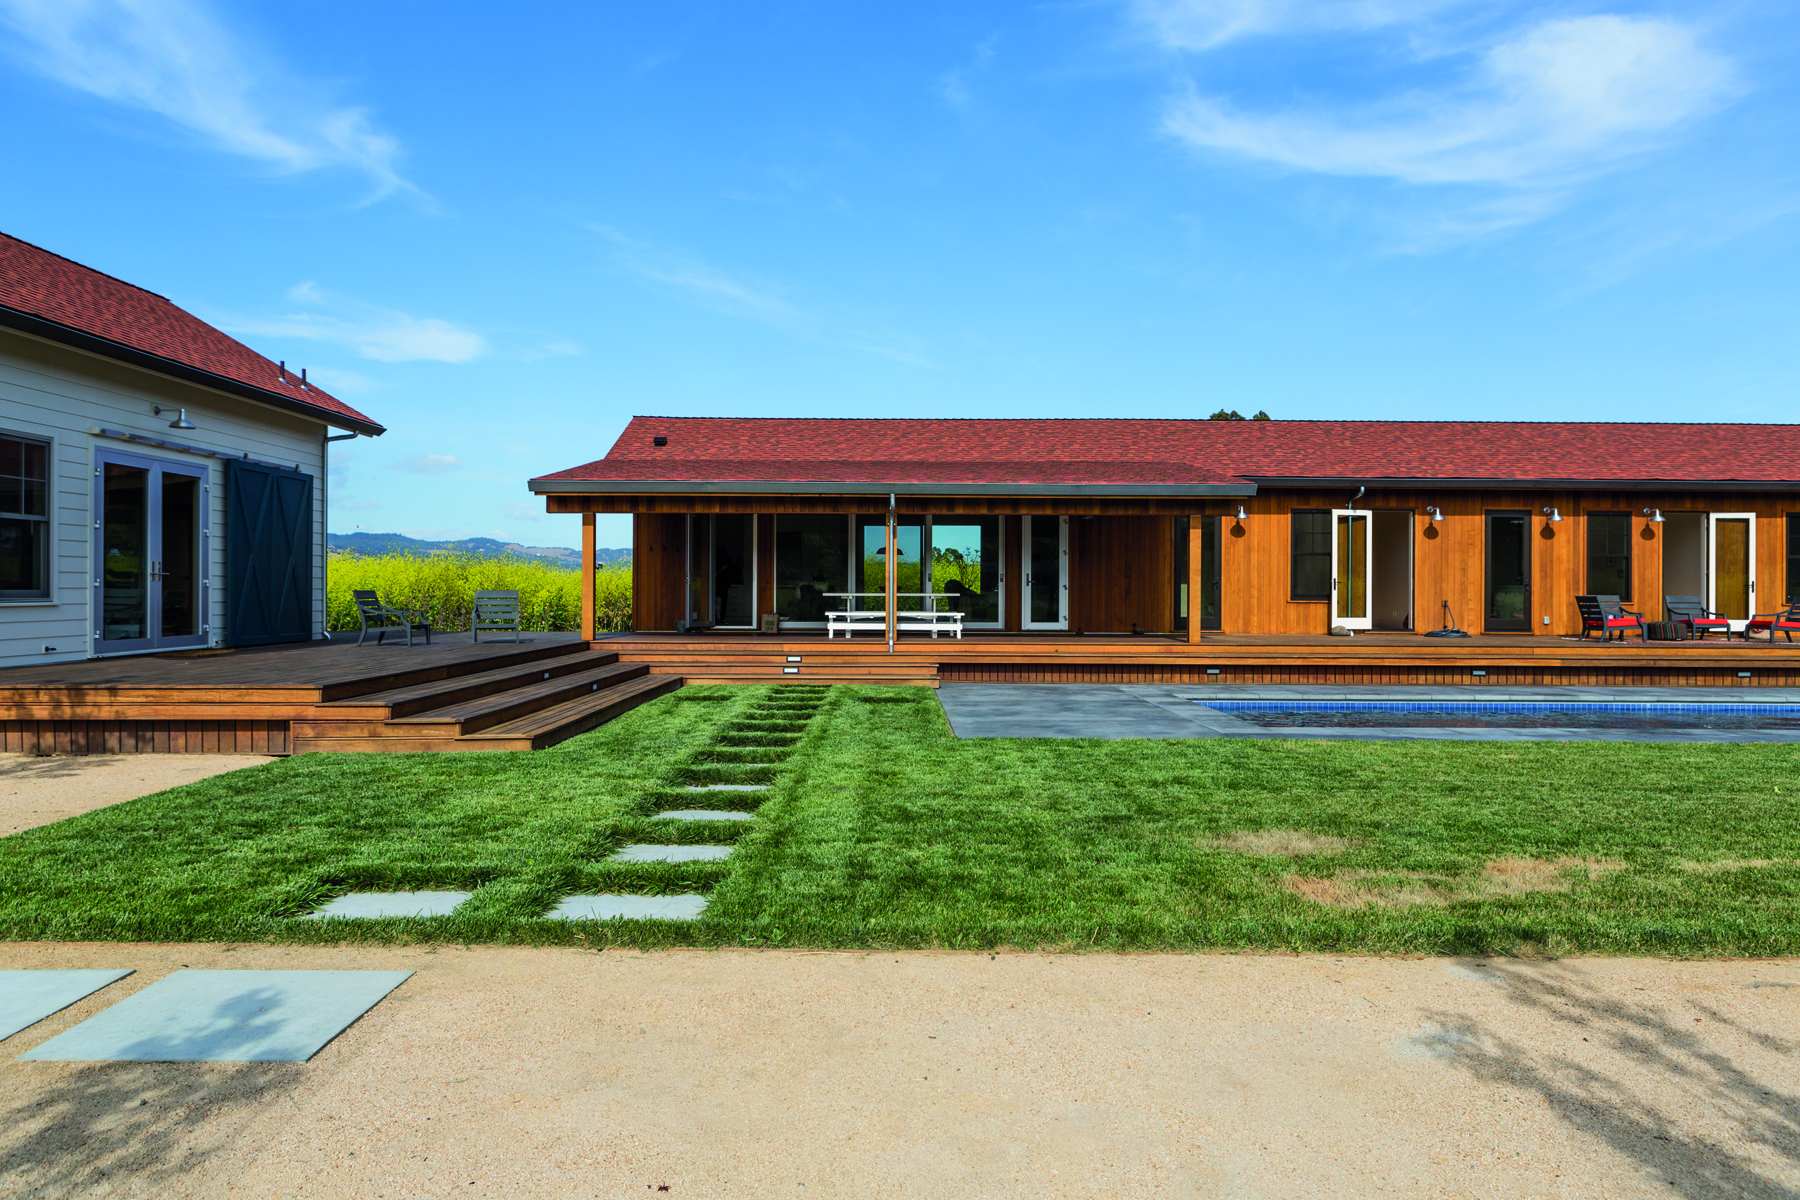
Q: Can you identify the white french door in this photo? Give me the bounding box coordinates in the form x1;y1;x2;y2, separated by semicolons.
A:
1021;515;1068;630
1706;512;1756;631
1330;508;1373;631
92;449;209;654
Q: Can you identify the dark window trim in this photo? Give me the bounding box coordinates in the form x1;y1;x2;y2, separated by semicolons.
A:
0;428;52;601
1787;512;1799;605
1290;508;1330;602
1584;510;1633;602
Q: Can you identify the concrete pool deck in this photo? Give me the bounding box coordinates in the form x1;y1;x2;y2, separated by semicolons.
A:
936;683;1800;742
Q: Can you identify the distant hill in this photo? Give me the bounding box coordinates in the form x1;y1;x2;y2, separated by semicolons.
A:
327;532;630;565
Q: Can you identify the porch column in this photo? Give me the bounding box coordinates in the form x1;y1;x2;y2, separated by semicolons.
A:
886;499;897;652
581;511;596;642
1188;515;1204;644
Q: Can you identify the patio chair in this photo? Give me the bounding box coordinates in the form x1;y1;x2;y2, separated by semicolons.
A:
1664;595;1731;641
1576;594;1646;642
1746;601;1800;644
471;590;521;642
351;590;431;647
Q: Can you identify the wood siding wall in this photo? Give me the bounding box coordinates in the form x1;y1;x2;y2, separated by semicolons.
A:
631;513;688;631
1070;516;1176;633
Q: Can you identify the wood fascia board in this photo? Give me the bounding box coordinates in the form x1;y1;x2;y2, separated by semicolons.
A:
1247;476;1800;492
527;478;1257;498
542;495;1230;515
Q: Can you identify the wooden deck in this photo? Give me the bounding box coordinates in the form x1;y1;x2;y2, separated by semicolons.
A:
604;630;1800;687
0;634;677;754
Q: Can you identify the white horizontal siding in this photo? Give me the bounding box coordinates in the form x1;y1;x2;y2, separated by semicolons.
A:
0;329;333;670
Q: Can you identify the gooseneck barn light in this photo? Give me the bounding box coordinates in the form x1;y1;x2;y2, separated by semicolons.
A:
152;405;196;430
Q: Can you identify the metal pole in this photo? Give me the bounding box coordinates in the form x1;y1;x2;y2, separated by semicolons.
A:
886;494;897;652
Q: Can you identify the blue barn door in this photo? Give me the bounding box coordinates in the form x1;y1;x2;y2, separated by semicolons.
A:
226;459;313;646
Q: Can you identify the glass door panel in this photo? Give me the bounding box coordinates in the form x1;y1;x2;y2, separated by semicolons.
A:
94;452;208;653
773;515;849;625
1330;509;1371;629
712;514;755;627
1022;515;1067;630
929;518;1001;625
1708;513;1756;628
1485;511;1531;631
160;472;201;638
100;462;150;647
857;517;923;612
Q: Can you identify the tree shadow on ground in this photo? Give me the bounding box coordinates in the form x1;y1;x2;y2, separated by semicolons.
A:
0;1061;304;1196
1416;962;1800;1199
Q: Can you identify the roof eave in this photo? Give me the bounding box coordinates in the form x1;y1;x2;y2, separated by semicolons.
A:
527;478;1259;498
1246;476;1800;492
0;305;387;437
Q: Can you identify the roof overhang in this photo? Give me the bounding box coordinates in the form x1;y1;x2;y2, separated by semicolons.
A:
527;478;1260;498
1247;476;1800;492
0;304;386;437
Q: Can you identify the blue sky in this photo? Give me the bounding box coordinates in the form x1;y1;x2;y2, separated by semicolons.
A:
1;1;1796;549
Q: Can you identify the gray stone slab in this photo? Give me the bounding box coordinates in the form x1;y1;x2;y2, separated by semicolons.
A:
653;810;756;822
303;891;471;920
549;894;708;921
609;844;733;863
0;969;134;1042
685;783;769;791
16;970;413;1063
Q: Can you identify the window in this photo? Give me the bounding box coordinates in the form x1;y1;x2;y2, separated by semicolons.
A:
1290;510;1329;600
1788;513;1799;604
0;434;50;600
774;515;849;624
1586;512;1632;600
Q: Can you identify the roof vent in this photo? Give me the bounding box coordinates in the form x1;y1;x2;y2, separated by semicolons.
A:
653;436;668;447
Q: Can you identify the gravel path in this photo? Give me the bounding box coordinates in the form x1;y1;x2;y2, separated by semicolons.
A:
1;943;1794;1198
0;754;273;836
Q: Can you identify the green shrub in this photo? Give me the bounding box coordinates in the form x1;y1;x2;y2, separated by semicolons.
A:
327;553;633;633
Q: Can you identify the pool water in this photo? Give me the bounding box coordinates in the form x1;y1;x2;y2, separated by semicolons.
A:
1198;701;1800;731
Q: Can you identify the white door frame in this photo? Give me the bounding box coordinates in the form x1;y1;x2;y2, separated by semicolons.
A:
1329;508;1373;631
91;447;210;656
1706;512;1757;631
1021;515;1068;630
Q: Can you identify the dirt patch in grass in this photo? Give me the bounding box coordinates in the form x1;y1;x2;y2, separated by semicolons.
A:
1209;829;1362;857
1285;857;1626;910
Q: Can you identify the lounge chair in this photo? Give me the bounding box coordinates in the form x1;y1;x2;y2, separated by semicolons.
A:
1664;595;1731;641
472;590;521;642
351;590;431;647
1576;594;1646;642
1746;601;1800;644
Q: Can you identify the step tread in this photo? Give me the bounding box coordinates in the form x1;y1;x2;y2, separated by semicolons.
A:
463;674;678;740
319;651;619;712
384;661;647;725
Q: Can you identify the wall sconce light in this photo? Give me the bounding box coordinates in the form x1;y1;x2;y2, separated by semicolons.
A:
1642;507;1664;524
1543;506;1563;523
153;405;196;430
1425;506;1444;522
1234;505;1248;521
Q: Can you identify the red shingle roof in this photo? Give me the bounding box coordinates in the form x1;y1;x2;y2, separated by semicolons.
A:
531;416;1800;492
0;232;383;435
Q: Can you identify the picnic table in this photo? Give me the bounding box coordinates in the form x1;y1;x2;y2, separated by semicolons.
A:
823;593;965;639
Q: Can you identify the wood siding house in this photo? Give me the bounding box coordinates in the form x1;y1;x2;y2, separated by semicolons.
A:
0;232;384;670
529;417;1800;687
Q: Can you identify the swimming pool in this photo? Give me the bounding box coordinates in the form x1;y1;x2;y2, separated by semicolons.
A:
1197;701;1800;731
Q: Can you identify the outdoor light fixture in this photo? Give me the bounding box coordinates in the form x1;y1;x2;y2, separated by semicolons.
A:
1425;506;1444;522
1643;507;1664;524
153;405;196;430
1543;507;1563;523
1234;505;1247;521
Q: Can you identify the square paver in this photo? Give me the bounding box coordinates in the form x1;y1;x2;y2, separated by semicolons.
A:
608;844;733;863
685;783;769;791
16;970;413;1063
0;970;134;1042
653;810;755;822
549;894;708;921
303;891;471;919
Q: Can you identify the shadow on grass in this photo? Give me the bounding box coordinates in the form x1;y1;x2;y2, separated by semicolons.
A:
0;1061;303;1193
1418;963;1800;1198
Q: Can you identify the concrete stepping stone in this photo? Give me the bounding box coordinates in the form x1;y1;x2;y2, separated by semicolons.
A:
685;783;768;791
549;894;708;921
303;891;470;919
609;844;733;863
0;969;134;1042
16;970;412;1062
653;810;755;822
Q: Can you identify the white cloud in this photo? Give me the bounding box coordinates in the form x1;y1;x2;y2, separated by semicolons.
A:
0;0;416;200
1163;16;1739;189
1133;0;1465;49
588;225;932;367
392;455;463;475
498;501;546;522
224;283;487;363
303;366;378;396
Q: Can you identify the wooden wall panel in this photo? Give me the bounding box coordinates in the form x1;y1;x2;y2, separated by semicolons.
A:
1003;516;1022;631
1069;517;1175;633
0;720;290;755
632;513;688;632
756;514;777;624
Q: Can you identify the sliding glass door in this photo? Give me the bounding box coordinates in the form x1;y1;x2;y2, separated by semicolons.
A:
93;449;208;654
1022;515;1067;630
686;514;756;628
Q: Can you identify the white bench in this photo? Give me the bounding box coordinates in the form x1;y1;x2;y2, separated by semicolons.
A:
827;611;888;639
897;610;963;639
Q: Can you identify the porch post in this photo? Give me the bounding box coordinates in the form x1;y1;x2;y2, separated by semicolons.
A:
1188;514;1204;644
886;495;897;652
581;511;596;642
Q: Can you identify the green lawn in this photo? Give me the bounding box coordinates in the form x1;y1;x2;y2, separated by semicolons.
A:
2;684;1797;955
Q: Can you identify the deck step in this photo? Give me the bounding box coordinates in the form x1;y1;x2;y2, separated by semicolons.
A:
384;661;652;735
458;673;681;748
316;651;620;718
